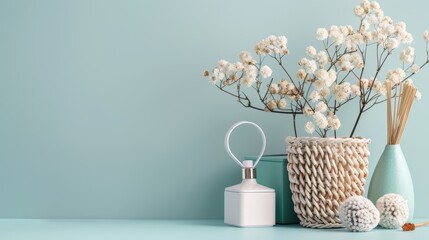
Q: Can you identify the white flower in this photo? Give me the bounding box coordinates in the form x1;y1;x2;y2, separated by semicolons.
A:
386;68;405;85
333;82;352;102
315;101;328;112
316;51;329;66
255;35;288;55
298;58;317;74
416;90;422;100
303;105;314;116
266;100;277;110
319;87;330;98
279;79;293;94
338;54;356;71
305;121;315;134
217;59;229;68
361;0;370;11
360;20;370;33
384;38;399;50
424;30;429;42
400;47;415;63
278;99;287;108
239;51;255;65
395;21;407;33
313;111;328;129
328;115;341;130
344;33;364;50
351;84;361;96
314;69;337;90
374;80;386;95
329;25;345;45
306;46;317;57
269;83;279;94
316;28;329;40
260;65;273;78
370;1;381;12
296;69;307;80
360;78;369;89
309;90;321;102
411;64;420;73
234;62;244;71
242;65;257;87
351;52;364;68
354;5;365;17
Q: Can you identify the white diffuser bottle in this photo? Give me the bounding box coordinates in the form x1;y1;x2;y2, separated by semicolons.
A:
223;121;275;227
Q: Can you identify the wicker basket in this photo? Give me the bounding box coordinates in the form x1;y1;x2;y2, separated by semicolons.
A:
286;137;370;228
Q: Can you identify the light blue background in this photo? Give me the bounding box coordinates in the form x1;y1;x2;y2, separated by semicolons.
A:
0;0;428;219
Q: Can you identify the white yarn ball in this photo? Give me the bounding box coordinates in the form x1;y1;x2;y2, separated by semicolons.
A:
376;193;409;229
339;196;380;232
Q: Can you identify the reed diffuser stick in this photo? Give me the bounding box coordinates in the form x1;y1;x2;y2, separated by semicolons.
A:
386;82;417;145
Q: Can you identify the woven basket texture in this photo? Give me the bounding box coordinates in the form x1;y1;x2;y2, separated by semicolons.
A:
287;137;370;228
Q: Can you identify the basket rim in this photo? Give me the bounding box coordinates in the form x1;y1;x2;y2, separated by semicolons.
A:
286;136;371;144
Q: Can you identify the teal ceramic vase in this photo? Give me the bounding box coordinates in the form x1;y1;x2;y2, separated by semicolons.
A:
368;144;414;220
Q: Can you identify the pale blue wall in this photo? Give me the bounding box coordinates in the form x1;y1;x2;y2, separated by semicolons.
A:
0;0;428;218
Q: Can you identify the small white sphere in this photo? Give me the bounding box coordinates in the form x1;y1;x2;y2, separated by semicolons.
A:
339;196;380;232
376;193;409;229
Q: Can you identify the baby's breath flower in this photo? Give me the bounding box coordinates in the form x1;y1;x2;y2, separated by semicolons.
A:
386;68;405;85
309;90;321;102
424;30;429;42
260;65;273;78
360;78;369;89
296;69;306;80
328;115;341;130
374;80;386;95
313;112;328;129
384;38;399;50
329;25;345;46
315;101;328;113
239;51;255;66
306;46;317;57
316;51;329;66
416;90;422;100
266;100;277;111
361;0;370;11
351;84;361;96
298;58;317;74
303;105;314;116
411;64;420;73
354;5;365;17
319;87;330;98
305;121;315;134
316;28;329;41
269;83;279;94
242;65;257;87
370;1;381;12
333;82;352;102
400;47;415;63
278;99;287;108
254;35;288;55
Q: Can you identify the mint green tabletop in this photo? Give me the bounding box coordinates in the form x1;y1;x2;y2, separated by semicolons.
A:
0;219;427;240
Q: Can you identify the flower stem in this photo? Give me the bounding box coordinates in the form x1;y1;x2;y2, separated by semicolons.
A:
350;105;365;137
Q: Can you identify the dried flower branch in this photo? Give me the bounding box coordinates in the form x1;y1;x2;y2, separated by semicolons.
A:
204;0;429;137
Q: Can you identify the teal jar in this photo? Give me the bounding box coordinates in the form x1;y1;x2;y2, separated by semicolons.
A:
245;155;299;224
368;144;414;220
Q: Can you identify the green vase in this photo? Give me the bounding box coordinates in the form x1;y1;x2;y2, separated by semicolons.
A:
367;144;414;220
245;154;299;224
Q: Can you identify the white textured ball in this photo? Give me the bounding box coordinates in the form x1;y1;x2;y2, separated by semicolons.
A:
339;196;380;232
376;193;409;229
